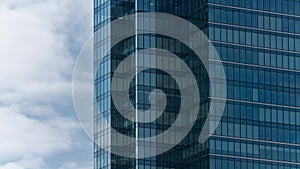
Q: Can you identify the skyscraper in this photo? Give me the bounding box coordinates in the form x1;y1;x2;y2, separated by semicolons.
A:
94;0;300;168
208;1;300;168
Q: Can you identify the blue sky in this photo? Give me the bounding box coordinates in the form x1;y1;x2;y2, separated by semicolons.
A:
0;0;93;168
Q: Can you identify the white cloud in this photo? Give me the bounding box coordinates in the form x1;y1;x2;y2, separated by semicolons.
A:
58;161;93;169
0;156;93;169
0;0;93;168
0;156;44;169
0;107;77;161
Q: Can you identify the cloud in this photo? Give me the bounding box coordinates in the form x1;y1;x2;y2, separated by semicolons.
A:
58;161;93;169
0;156;44;169
0;156;92;169
0;107;77;161
0;0;93;168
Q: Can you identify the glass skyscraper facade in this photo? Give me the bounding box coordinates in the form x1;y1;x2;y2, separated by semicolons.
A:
94;0;300;168
208;0;300;169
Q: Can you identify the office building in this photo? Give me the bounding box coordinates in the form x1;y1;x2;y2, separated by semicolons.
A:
94;0;300;168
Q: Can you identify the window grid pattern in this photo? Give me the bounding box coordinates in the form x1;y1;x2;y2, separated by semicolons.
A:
208;0;300;169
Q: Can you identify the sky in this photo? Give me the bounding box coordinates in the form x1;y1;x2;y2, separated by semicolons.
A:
0;0;93;168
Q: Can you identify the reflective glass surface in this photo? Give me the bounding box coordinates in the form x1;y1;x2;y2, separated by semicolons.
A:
94;0;300;168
